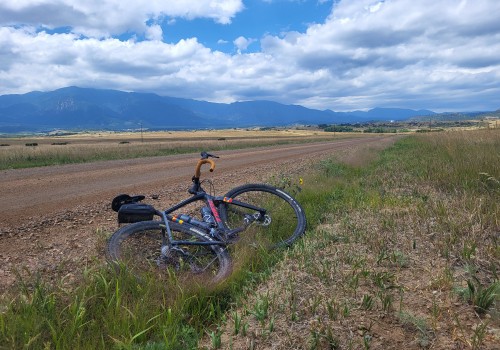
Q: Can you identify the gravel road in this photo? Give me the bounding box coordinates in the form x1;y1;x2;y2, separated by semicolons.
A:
0;136;397;292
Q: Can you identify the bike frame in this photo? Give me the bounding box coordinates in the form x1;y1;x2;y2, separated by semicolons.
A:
158;189;267;248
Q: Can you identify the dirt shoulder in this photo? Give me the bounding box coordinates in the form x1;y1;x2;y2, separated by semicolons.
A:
0;136;398;292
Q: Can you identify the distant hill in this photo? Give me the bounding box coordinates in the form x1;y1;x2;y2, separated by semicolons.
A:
0;86;438;133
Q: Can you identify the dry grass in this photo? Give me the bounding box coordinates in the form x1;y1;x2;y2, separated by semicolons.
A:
201;129;499;349
0;129;356;169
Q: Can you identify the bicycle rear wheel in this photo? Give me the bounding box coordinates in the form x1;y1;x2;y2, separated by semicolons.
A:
219;184;306;248
106;221;231;284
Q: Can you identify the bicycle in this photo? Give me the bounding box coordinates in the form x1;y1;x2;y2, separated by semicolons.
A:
106;151;307;284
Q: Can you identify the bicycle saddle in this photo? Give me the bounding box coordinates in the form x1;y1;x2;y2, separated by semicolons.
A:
111;194;146;212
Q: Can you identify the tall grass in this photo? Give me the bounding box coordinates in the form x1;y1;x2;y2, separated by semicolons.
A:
0;240;282;349
376;129;500;193
1;266;240;349
201;129;499;349
1;129;498;349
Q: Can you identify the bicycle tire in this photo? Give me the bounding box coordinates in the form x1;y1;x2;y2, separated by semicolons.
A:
219;184;306;248
106;220;231;284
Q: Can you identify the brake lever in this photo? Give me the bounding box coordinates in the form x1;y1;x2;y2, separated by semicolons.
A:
201;151;220;159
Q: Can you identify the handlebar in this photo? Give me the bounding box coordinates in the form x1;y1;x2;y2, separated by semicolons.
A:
200;151;219;160
189;152;219;194
194;158;216;178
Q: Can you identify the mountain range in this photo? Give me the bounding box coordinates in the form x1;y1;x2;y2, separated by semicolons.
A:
0;86;437;133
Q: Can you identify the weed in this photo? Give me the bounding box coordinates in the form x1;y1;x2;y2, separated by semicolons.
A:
348;273;360;292
371;271;396;290
241;322;249;337
232;311;242;335
390;250;409;268
363;334;372;349
429;266;454;290
430;292;441;328
250;294;269;324
461;240;477;262
378;292;393;313
479;172;500;192
287;281;299;322
471;322;488;350
342;302;351;318
457;278;500;314
308;295;322;315
360;294;374;310
325;327;340;350
376;248;390;265
398;310;433;347
268;317;275;333
310;329;320;349
325;299;339;321
207;327;222;349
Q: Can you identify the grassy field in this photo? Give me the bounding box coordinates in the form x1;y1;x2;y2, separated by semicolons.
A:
218;128;499;349
0;129;346;170
0;128;498;349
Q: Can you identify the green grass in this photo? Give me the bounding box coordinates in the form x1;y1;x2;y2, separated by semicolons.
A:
0;242;281;349
1;129;499;349
211;129;499;349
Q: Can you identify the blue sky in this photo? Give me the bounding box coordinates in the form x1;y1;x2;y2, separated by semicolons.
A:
0;0;499;112
160;1;332;54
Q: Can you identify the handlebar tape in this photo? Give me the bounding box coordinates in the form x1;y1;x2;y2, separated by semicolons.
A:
194;159;215;178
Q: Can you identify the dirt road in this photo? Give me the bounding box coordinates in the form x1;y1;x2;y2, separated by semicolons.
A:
0;136;397;291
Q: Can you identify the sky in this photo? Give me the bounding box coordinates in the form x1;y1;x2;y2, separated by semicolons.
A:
0;0;499;112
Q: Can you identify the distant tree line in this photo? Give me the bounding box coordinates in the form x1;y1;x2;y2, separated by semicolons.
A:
318;123;400;133
318;119;488;133
322;125;355;132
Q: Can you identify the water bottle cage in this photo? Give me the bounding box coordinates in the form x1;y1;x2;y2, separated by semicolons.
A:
200;206;216;227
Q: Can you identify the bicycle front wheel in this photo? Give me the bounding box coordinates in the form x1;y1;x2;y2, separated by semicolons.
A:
219;184;306;248
106;221;231;284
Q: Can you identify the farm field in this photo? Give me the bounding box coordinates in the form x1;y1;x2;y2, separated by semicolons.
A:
0;129;498;349
0;128;352;170
1;128;333;146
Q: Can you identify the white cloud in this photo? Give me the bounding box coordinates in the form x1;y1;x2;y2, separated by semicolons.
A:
145;24;163;41
0;0;244;37
259;0;500;110
233;36;255;53
0;0;499;112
